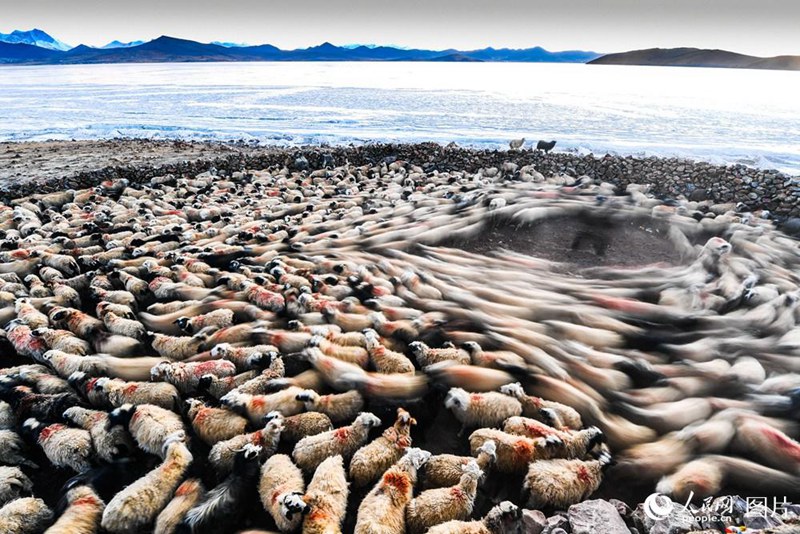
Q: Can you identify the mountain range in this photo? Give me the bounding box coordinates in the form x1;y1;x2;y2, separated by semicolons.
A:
1;29;799;70
0;30;600;65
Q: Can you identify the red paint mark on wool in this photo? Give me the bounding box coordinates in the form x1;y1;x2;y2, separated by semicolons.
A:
250;397;266;409
525;422;548;438
576;465;591;484
123;384;139;395
450;487;467;501
175;482;196;496
383;471;410;494
511;440;534;465
72;496;100;507
39;424;64;441
765;426;800;461
333;427;350;442
85;378;99;392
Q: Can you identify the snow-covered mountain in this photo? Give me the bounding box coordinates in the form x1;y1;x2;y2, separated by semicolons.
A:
101;40;145;49
211;41;250;48
0;29;71;51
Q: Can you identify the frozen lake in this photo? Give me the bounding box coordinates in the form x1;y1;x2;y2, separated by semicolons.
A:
1;61;799;173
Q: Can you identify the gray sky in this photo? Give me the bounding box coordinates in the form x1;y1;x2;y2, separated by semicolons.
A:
3;0;800;56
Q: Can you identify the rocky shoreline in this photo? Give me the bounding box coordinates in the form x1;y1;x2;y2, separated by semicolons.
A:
1;140;799;217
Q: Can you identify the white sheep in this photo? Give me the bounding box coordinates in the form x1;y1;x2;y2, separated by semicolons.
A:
444;387;522;430
406;460;483;534
292;412;381;472
354;447;431;534
259;454;305;533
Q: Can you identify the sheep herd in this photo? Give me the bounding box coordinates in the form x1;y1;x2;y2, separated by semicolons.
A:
0;153;799;534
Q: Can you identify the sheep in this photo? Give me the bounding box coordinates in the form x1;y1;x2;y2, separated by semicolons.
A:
150;360;237;395
308;335;369;368
48;307;103;338
280;412;334;443
504;417;604;458
349;408;416;487
502;415;568;440
509;138;525;150
499;382;583;430
179;444;263;533
154;478;204;534
469;428;561;474
5;321;48;361
363;328;415;374
208;411;284;477
292;412;381;472
146;331;210;361
523;453;612;509
43;351;102;379
354;447;431;534
44;484;104;534
63;406;135;462
424;362;515;392
0;466;32;506
221;387;305;424
93;376;181;410
536;139;557;153
461;342;527;372
101;435;193;534
259;454;305;533
107;269;148;298
15;299;50;329
422;440;496;489
282;455;349;534
425;501;521;534
96;302;136;321
406;460;483;534
0;497;53;534
0;429;36;467
14;367;72;394
444;387;522;432
197;370;260;399
0;401;14;430
210;343;278;372
108;403;187;458
295;389;364;424
101;311;147;340
185;398;249;446
21;417;94;473
30;327;90;355
176;308;234;335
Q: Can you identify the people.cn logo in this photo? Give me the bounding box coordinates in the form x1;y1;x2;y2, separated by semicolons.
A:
643;493;675;521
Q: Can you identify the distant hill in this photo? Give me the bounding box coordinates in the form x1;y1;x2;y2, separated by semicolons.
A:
589;47;800;71
0;42;64;63
0;28;71;51
0;33;601;65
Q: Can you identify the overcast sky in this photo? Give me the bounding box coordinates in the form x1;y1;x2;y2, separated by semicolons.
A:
3;0;799;56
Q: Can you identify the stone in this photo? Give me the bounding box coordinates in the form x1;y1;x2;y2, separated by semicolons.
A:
642;502;700;534
543;514;570;533
569;500;629;534
744;505;784;530
523;509;547;534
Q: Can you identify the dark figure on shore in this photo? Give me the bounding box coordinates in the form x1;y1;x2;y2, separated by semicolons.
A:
570;198;617;256
537;140;557;153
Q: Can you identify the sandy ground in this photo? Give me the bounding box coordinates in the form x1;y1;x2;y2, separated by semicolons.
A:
0;139;251;186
